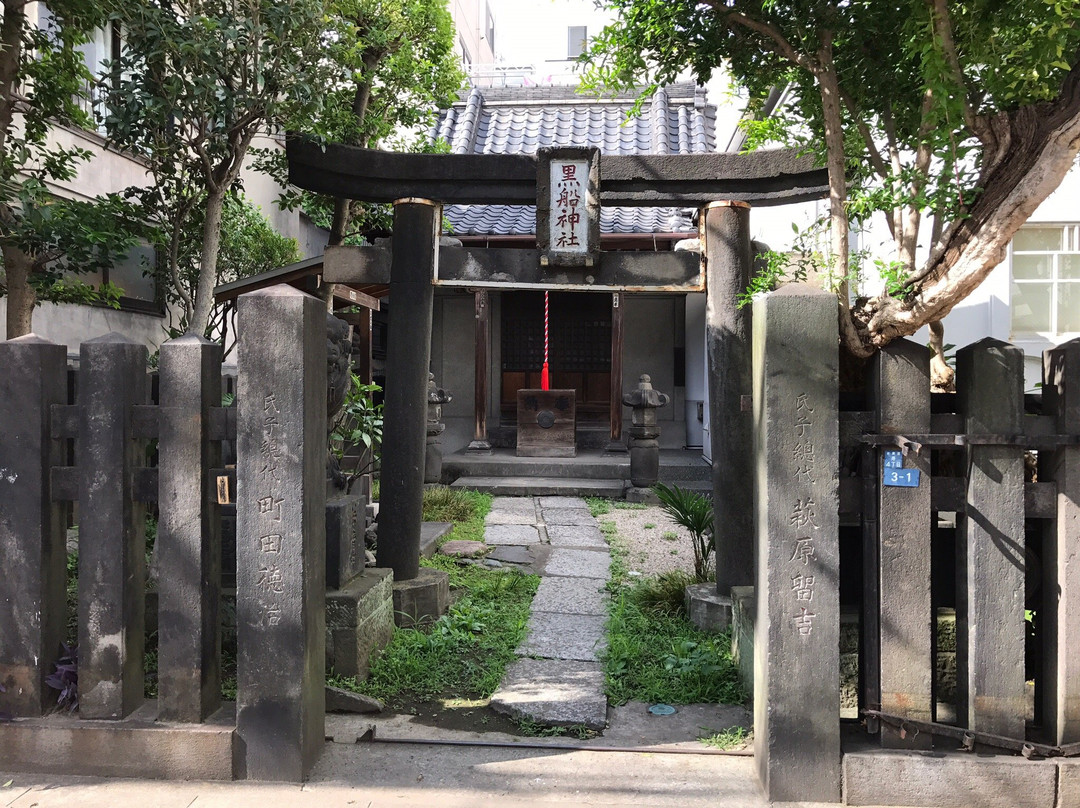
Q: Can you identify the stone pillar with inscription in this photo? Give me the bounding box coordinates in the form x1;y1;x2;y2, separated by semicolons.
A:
236;285;327;782
752;284;840;803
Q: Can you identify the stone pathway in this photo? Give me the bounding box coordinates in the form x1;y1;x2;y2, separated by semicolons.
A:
478;495;611;730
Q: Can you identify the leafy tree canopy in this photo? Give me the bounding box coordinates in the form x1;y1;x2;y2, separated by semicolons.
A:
584;0;1080;359
0;1;142;338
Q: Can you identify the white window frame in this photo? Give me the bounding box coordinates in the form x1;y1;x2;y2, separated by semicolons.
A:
1009;223;1080;339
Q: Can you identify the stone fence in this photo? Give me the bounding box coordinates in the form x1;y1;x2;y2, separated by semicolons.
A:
0;286;329;782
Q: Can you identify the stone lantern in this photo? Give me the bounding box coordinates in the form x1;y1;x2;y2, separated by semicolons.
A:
622;374;670;488
424;373;452;484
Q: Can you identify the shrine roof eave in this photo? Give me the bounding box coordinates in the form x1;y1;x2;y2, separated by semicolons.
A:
213;254;384;309
286;136;829;208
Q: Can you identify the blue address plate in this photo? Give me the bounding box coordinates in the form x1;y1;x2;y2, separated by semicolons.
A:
883;467;921;487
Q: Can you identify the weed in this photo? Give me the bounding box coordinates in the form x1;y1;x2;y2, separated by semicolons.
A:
699;726;750;750
643;522;656;530
422;487;492;545
601;520;743;707
613;502;648;511
661;531;678;542
517;719;598;739
584;497;612;517
632;570;695;614
334;558;538;705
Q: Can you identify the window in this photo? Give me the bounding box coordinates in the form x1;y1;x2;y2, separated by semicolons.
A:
567;26;587;59
1010;224;1080;336
485;3;495;54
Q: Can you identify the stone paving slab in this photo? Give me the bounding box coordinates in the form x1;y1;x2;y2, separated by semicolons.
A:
487;545;535;565
542;509;598;527
530;576;608;616
543;547;611;579
489;657;608;730
484;524;542;546
517;612;607;661
537;496;591;511
546;523;607;549
485;497;538;524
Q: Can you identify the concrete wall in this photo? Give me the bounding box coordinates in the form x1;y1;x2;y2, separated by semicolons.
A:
0;302;167;356
431;289;478;454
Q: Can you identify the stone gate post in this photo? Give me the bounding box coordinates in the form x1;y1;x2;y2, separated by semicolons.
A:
236;285;327;781
752;284;840;803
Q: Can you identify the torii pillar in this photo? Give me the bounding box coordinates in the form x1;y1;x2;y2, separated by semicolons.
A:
378;198;440;582
704;201;755;597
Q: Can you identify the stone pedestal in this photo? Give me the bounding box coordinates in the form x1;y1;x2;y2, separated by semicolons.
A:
326;568;394;679
392;567;450;628
685;584;732;633
326;490;366;591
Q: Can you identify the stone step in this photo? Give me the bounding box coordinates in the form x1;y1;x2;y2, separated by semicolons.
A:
451;476;627;497
443;455;712;483
490;658;608;730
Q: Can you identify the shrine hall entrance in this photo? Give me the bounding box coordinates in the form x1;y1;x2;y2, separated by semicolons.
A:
500;290;612;426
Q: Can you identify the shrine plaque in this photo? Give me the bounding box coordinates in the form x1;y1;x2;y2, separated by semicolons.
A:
516;389;577;457
536;147;600;269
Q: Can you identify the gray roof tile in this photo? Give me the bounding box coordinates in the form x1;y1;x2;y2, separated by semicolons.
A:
431;82;717;236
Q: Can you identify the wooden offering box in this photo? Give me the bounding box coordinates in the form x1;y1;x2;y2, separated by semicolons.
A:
516;389;576;457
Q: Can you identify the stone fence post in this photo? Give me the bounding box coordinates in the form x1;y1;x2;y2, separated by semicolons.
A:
236;285;327;782
752;284;840;803
157;335;223;723
0;335;69;717
77;333;149;720
1042;337;1080;744
955;338;1026;739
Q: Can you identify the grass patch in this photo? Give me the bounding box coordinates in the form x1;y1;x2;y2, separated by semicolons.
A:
334;559;538;705
517;719;598;739
699;725;749;750
601;523;744;707
613;502;648;510
661;531;678;542
584;497;612;517
423;486;492;545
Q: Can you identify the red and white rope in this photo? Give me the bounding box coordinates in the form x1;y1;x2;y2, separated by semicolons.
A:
544;290;550;366
542;290;550;391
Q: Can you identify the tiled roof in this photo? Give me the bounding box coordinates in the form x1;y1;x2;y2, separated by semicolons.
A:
429;83;717;237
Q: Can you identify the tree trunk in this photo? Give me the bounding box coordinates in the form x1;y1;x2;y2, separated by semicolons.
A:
863;95;1080;346
187;187;227;337
4;243;36;339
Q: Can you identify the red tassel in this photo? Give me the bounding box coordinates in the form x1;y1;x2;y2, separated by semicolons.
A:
541;362;550;391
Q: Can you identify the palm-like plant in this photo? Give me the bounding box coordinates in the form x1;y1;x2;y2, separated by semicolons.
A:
653;483;714;583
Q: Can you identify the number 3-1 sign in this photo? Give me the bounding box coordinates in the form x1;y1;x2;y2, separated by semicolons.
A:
883;449;921;488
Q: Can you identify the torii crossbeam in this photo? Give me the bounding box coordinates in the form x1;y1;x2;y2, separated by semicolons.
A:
286;136;827;594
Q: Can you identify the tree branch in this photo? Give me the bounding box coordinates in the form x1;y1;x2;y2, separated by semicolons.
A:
927;0;976;130
700;1;819;73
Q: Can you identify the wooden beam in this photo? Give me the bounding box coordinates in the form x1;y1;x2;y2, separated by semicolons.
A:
332;285;380;311
323;245;703;292
287;137;830;207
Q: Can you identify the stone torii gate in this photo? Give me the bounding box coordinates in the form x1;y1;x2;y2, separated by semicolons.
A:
287;137;828;606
